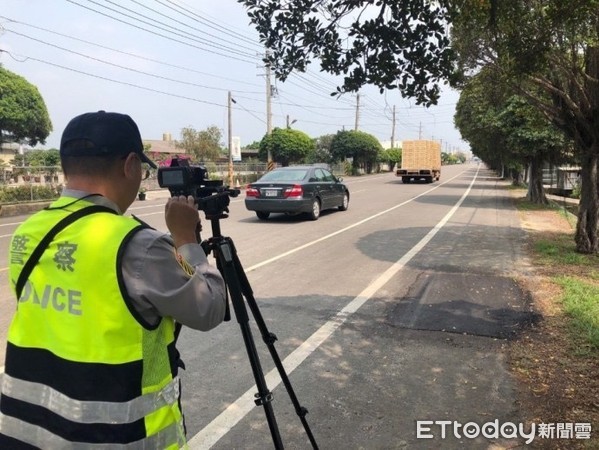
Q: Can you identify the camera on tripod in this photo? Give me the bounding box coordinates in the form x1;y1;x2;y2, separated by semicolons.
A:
157;157;240;218
158;157;318;449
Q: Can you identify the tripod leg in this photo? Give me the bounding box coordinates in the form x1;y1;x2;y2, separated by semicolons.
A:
213;237;284;449
226;239;320;450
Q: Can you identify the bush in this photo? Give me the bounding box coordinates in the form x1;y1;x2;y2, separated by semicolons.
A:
0;185;61;204
571;182;581;199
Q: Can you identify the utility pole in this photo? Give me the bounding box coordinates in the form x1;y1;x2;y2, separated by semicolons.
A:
419;122;422;140
265;54;273;170
354;93;360;131
391;105;396;148
228;91;234;187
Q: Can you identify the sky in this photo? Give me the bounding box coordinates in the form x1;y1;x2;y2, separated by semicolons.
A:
0;0;469;154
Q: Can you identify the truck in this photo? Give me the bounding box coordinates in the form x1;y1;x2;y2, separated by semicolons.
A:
396;140;441;183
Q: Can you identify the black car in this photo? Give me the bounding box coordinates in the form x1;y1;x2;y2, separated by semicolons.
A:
244;166;350;220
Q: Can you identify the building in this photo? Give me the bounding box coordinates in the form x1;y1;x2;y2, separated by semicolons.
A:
0;142;20;166
143;133;187;166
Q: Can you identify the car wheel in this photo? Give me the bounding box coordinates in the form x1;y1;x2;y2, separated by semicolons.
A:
338;192;349;211
308;198;321;220
402;177;410;184
256;211;270;220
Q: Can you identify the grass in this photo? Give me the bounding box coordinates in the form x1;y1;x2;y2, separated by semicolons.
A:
509;189;599;448
535;235;596;266
516;195;599;353
554;276;599;353
532;229;599;353
517;199;560;211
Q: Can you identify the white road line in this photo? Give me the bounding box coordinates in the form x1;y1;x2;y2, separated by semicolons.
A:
244;171;465;273
0;171;471;381
0;176;374;237
133;212;164;218
0;221;25;228
188;168;479;448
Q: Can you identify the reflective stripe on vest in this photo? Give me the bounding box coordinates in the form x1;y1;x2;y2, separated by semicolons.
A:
0;413;184;450
1;374;180;424
2;197;183;447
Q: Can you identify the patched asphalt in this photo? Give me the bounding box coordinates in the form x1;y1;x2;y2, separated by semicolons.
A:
387;272;540;339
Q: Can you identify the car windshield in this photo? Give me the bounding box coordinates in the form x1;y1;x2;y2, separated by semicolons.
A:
258;169;308;182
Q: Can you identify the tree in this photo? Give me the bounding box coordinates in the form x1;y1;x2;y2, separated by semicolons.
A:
330;130;383;173
259;128;314;166
306;134;336;164
27;149;61;179
245;140;261;150
239;0;454;105
451;0;599;253
10;148;61;180
380;147;402;170
0;67;52;146
496;96;570;203
177;125;223;162
454;67;569;201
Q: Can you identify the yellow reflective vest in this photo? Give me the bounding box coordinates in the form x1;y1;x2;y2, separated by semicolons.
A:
0;196;185;449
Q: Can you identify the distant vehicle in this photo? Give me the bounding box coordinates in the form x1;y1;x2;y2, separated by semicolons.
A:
396;140;441;183
244;166;350;220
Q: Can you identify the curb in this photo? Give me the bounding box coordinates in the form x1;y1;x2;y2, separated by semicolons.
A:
0;201;52;218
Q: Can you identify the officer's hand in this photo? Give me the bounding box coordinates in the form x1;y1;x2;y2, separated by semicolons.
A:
165;195;200;248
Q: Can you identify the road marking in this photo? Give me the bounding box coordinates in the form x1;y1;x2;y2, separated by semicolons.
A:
0;175;377;237
244;171;465;273
0;221;25;228
188;168;480;449
0;171;472;380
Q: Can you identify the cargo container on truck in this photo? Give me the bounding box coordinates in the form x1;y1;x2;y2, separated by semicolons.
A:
396;140;441;183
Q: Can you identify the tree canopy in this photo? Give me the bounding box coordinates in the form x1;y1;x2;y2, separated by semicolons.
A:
307;134;336;164
238;0;454;105
259;128;315;166
455;67;570;202
330;130;382;173
451;0;599;253
0;67;52;146
177;125;223;162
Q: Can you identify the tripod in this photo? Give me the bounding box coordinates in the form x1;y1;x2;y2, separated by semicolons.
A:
201;215;319;450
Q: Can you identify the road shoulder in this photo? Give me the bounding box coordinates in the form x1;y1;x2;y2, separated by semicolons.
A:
510;191;599;448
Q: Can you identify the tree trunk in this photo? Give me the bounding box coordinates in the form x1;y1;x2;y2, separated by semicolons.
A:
526;157;549;204
575;151;599;254
511;168;524;186
575;45;599;254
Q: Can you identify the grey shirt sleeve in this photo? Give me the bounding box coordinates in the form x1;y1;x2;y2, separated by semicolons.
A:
121;228;227;331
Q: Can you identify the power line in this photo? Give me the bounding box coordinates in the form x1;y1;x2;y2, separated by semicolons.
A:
0;16;263;88
233;100;267;125
65;0;257;64
157;0;263;49
120;0;259;54
4;29;263;94
86;0;254;58
0;49;227;107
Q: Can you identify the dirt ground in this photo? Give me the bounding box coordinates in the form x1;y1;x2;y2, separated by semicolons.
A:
510;199;599;449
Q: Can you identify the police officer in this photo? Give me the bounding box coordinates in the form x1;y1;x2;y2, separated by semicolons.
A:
0;111;227;449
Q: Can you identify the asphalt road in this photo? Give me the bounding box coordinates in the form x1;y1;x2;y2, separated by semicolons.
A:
0;163;538;449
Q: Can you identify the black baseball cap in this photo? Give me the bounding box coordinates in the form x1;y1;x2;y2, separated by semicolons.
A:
60;111;157;169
